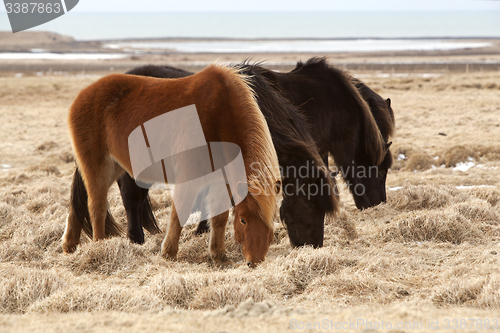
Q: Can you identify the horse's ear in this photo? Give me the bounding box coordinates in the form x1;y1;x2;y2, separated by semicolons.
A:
385;142;393;150
386;98;391;107
274;180;282;195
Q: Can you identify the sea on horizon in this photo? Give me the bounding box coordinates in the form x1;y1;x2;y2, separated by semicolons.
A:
104;39;492;54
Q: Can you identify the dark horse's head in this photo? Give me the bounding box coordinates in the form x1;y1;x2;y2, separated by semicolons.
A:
240;63;339;248
270;58;395;211
350;139;393;209
352;78;395;209
279;164;338;247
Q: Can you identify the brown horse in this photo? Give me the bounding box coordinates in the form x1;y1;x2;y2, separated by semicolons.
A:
62;64;280;266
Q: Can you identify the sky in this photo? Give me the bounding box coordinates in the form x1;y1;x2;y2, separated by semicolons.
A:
70;0;500;12
1;0;500;12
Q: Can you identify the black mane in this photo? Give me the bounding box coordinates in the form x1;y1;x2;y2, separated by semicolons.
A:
292;56;329;72
295;57;395;144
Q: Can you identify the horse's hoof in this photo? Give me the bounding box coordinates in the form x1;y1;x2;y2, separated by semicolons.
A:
62;231;79;253
193;229;208;236
62;242;77;253
161;245;178;260
194;224;210;236
211;255;233;268
127;233;145;245
161;251;177;260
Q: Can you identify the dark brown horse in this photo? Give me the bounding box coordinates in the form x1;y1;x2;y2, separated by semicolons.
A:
63;64;281;266
68;63;339;250
258;58;394;210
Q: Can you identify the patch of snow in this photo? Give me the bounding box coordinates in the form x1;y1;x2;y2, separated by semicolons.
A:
397;154;406;161
103;43;121;49
453;161;475;172
389;186;403;191
456;185;495;190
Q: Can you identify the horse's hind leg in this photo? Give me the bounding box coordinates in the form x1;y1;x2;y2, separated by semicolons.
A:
209;211;230;265
81;159;123;241
62;168;86;253
63;206;83;253
161;204;182;259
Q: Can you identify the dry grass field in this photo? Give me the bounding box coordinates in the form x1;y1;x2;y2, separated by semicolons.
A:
1;66;500;332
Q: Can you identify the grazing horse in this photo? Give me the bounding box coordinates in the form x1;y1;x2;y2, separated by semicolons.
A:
62;64;281;266
258;57;395;209
108;64;338;248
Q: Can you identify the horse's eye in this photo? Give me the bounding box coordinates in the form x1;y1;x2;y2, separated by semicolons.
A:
240;218;246;225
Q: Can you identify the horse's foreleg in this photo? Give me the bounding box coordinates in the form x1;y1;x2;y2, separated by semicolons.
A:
209;211;230;265
161;204;182;259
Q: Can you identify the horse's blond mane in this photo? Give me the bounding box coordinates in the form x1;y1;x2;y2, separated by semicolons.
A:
208;64;280;229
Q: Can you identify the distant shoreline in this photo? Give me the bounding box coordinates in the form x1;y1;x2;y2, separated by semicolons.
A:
3;31;499;43
1;31;499;53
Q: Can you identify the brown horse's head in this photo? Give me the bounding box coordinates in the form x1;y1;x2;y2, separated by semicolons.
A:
233;181;280;267
233;202;273;267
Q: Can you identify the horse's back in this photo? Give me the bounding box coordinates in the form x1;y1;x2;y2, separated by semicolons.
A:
126;65;191;79
69;65;267;176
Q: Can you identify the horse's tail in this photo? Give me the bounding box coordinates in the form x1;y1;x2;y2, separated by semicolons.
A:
70;167;123;238
141;195;161;234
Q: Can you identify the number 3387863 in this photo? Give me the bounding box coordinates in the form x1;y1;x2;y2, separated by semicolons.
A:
5;3;61;14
